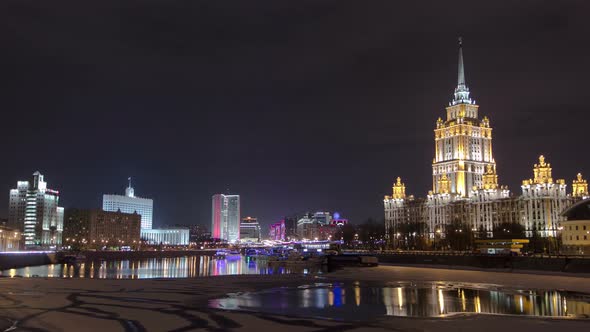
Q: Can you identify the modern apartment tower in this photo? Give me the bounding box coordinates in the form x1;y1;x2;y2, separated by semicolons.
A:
103;178;153;229
8;171;64;248
211;194;240;242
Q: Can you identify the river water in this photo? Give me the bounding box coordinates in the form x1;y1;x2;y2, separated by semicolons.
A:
0;255;319;279
210;281;590;319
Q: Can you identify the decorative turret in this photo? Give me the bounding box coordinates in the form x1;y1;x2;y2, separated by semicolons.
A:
572;173;588;198
482;164;499;190
522;155;565;186
391;177;406;200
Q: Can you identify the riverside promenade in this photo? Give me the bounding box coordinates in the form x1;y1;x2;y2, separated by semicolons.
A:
1;265;589;331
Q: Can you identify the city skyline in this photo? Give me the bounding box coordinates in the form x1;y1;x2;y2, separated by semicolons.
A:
2;1;590;229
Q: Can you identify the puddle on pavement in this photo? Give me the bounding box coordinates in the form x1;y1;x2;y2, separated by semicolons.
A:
209;281;590;319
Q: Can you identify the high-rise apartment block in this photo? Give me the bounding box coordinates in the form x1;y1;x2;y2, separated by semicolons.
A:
103;179;153;229
211;194;240;242
8;171;64;248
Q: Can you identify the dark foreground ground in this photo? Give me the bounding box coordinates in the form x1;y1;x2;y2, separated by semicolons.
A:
1;266;589;331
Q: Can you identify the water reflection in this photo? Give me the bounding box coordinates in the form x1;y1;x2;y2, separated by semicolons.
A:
210;282;590;319
0;256;320;279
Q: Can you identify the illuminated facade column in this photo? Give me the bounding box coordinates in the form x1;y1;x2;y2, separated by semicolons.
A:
432;39;496;198
521;155;572;237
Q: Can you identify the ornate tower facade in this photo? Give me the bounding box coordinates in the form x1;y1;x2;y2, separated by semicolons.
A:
521;155;570;237
572;173;588;198
432;39;495;197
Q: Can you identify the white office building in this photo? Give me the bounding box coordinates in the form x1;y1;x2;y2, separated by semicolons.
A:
103;179;153;229
141;228;189;246
8;171;64;248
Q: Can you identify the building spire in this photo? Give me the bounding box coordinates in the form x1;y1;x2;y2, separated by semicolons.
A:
457;37;465;87
125;177;135;197
451;37;472;105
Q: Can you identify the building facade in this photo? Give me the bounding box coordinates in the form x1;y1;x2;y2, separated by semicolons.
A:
521;156;573;237
103;179;153;229
211;194;240;242
8;171;64;248
384;40;580;246
0;225;21;251
560;199;590;255
240;217;260;242
141;228;189;246
63;209;141;249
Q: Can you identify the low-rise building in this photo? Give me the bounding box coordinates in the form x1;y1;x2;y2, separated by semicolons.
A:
560;199;590;255
141;228;189;246
0;225;21;251
63;209;141;249
240;217;260;242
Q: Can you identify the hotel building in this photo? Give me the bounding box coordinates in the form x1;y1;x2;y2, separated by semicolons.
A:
384;39;580;244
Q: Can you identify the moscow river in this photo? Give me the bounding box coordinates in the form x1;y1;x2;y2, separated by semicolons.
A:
0;255;320;279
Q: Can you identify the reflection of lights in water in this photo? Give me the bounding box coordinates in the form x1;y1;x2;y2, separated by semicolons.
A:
438;289;444;314
382;287;393;315
302;288;312;308
563;298;567;315
328;289;334;306
475;294;481;313
397;287;403;309
354;282;361;307
516;295;524;312
315;288;328;308
461;289;466;311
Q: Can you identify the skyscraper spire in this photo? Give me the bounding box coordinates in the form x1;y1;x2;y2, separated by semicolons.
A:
457;37;465;87
451;37;472;105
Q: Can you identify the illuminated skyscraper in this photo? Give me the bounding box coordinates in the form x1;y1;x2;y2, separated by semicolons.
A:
103;178;153;229
8;171;64;248
384;39;580;245
432;38;496;197
211;194;240;242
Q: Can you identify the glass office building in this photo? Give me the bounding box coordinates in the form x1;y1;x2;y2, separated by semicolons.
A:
211;194;240;242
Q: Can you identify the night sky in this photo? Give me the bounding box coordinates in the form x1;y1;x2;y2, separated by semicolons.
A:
1;1;589;230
